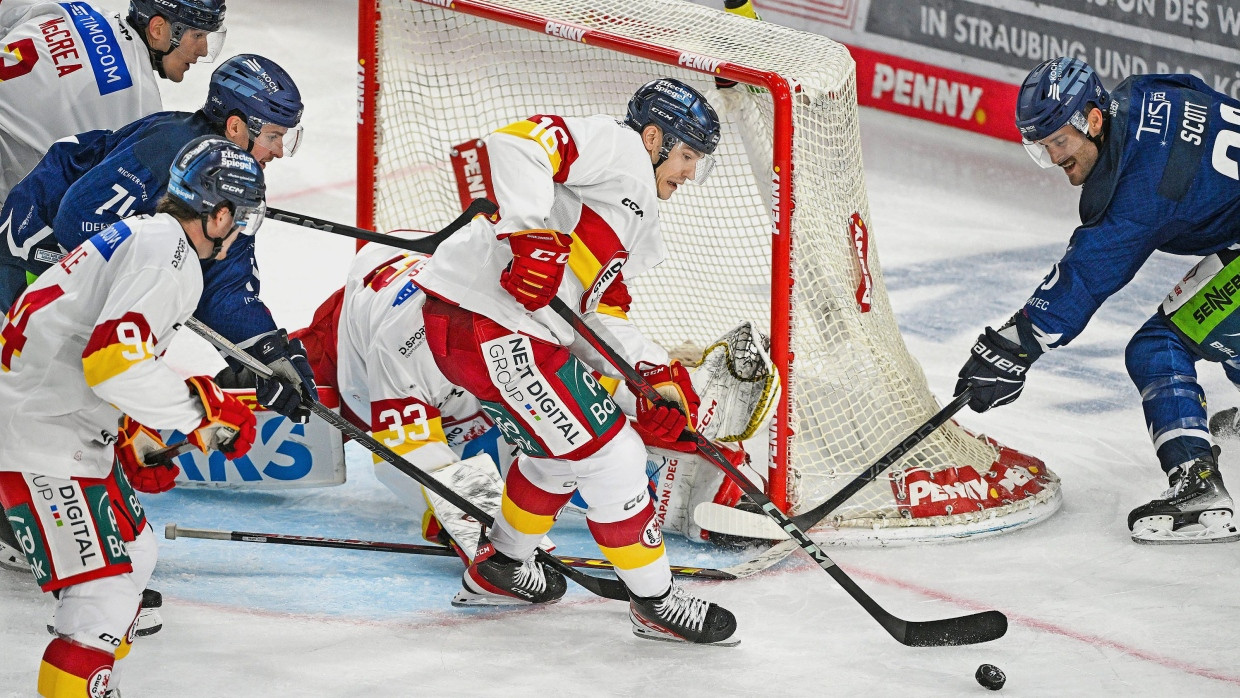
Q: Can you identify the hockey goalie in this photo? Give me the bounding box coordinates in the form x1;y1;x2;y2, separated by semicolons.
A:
290;235;781;561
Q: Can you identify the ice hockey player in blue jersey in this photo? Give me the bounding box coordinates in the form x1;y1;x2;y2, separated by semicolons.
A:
0;52;313;413
955;57;1240;545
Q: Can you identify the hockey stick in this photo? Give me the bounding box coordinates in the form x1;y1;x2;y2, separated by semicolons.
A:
181;317;630;602
694;391;972;540
164;523;738;580
549;298;1006;646
265;198;497;254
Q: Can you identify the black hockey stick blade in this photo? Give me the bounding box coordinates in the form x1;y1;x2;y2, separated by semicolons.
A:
182;318;629;602
893;610;1009;647
266;198;497;254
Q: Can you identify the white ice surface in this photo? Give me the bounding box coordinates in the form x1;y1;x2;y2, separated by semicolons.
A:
4;2;1240;696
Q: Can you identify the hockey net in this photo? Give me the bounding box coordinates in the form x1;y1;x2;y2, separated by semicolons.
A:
357;0;1061;544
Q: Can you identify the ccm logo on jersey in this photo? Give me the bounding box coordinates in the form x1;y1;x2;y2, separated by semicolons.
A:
545;20;586;42
971;340;1026;375
621;198;643;218
581;252;628;312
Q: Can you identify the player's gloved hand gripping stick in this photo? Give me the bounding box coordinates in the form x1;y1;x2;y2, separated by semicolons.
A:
547;296;1005;647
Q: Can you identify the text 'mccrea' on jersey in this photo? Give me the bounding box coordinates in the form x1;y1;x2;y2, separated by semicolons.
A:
0;0;161;198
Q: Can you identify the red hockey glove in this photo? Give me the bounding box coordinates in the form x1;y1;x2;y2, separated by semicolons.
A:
633;361;700;449
185;376;257;459
499;229;573;311
116;416;179;494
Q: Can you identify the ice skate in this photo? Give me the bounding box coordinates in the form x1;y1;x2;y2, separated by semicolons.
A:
629;583;739;646
0;533;26;572
134;588;164;637
1128;452;1240;545
48;588;164;637
451;538;566;607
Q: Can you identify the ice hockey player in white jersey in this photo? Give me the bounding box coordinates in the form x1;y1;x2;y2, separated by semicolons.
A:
291;235;772;568
413;78;740;646
291;238;514;564
0;135;261;697
0;0;227;200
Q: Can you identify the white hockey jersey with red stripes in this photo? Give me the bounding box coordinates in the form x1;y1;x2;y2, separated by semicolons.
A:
411;114;667;358
0;0;161;197
0;214;206;479
338;240;492;471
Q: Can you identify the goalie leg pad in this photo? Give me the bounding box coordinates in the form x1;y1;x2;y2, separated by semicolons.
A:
421;454;504;562
647;443;761;542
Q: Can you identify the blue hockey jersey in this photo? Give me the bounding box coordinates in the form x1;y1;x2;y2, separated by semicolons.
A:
0;110;275;345
1023;74;1240;350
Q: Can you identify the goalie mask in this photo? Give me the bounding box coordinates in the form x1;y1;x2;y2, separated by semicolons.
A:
168;136;267;255
625;78;721;183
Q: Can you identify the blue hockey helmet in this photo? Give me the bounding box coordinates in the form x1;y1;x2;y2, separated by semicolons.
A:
625;78;721;182
1015;57;1110;166
204;54;304;156
128;0;227;63
168;136;266;246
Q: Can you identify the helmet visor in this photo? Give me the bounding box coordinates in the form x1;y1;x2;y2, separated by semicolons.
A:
234;201;266;236
173;26;227;63
253;123;304;158
1022;117;1090;169
666;140;717;184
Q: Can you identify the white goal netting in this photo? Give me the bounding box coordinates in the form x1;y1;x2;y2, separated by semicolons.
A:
360;0;1060;542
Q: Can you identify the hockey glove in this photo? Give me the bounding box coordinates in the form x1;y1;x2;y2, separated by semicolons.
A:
634;361;701;449
954;327;1032;413
251;330;316;423
185;376;257;458
499;229;573;311
116;416;179;494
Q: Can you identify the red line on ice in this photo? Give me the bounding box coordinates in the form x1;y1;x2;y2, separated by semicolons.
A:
850;567;1240;687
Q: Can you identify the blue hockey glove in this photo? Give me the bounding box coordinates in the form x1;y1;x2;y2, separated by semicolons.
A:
252;330;316;423
954;327;1032;413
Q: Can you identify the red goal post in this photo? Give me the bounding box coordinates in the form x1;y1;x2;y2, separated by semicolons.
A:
356;0;1061;543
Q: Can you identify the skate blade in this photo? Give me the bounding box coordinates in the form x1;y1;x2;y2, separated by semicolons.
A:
450;588;556;608
1131;512;1240;545
135;609;164;637
631;625;741;647
0;549;27;572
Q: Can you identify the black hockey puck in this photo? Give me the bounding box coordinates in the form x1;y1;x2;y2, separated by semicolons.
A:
975;664;1005;690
